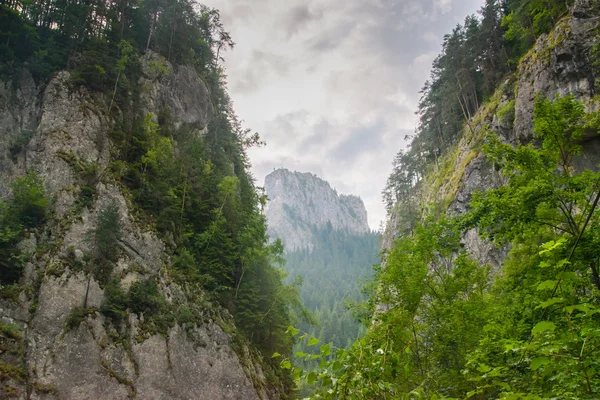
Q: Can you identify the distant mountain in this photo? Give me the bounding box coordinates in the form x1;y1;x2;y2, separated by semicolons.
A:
264;168;380;370
264;168;369;251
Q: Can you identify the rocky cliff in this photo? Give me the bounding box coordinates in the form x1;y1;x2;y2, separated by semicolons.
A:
382;0;600;268
264;169;369;251
0;54;272;400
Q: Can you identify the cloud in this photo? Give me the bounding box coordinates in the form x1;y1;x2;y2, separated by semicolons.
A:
330;121;386;162
435;0;453;14
282;4;323;38
205;0;484;228
232;50;291;93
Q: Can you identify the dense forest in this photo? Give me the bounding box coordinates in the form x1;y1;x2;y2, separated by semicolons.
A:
3;0;600;398
279;0;600;398
0;0;306;394
383;0;582;210
285;225;379;350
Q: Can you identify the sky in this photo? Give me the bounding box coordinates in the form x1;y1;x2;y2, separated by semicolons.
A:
205;0;484;230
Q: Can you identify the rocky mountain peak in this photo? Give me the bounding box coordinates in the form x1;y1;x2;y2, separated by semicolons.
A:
264;168;369;251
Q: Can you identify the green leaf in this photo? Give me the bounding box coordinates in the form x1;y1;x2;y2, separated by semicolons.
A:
530;357;550;370
286;326;300;336
281;359;292;370
536;280;557;291
320;343;332;357
332;360;342;371
308;337;320;346
532;321;556;335
293;368;302;380
539;261;551;268
307;371;318;385
295;351;308;358
535;298;565;310
271;352;281;359
477;363;492;373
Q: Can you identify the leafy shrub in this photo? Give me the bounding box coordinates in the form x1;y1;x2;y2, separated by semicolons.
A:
497;99;516;125
65;307;94;331
86;202;122;286
0;171;48;284
0;323;22;341
128;280;165;315
10;171;48;229
100;278;128;321
76;185;97;211
8;130;35;161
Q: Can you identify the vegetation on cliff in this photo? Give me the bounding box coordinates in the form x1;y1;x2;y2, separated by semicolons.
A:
383;0;577;211
278;1;600;398
1;0;304;395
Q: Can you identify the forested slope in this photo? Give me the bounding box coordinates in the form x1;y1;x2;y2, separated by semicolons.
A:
282;0;600;398
286;226;379;351
0;1;302;398
263;169;379;381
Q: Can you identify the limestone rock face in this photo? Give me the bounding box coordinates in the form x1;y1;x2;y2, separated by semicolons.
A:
382;2;600;271
514;0;599;143
138;52;212;132
265;169;369;251
0;53;267;400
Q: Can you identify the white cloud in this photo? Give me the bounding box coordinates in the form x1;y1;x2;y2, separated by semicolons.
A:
206;0;484;229
435;0;453;14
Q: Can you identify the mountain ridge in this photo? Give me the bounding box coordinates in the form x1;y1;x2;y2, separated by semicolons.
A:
264;168;369;251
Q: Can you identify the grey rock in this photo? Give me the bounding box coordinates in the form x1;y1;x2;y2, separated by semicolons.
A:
514;6;599;142
0;55;269;399
139;52;212;133
265;168;370;251
573;0;600;19
382;5;600;274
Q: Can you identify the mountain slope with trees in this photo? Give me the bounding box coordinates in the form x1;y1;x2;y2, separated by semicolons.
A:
0;1;303;398
263;171;380;388
280;1;600;398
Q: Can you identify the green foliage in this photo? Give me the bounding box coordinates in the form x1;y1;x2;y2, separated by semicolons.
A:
86;202;122;286
1;1;298;393
469;94;597;242
0;171;48;284
64;307;95;331
0;361;25;382
128;279;165;316
383;0;572;214
1;0;232;86
91;203;122;261
0;324;22;341
0;284;22;303
288;95;600;398
285;227;379;374
100;278;128;321
496;99;515;125
8;130;35;162
10;171;48;229
76;185;97;211
502;0;573;59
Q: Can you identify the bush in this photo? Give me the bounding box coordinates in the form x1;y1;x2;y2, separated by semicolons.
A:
128;280;165;315
0;171;48;284
100;279;128;321
8;130;35;161
11;171;48;229
65;307;94;331
86;202;122;286
0;323;22;341
92;203;122;261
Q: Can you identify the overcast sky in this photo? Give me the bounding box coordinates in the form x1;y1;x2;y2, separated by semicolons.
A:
205;0;484;230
